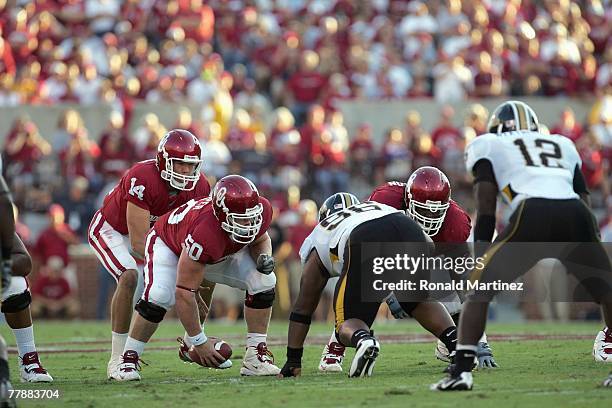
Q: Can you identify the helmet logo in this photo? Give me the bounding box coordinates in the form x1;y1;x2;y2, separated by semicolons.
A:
215;187;228;212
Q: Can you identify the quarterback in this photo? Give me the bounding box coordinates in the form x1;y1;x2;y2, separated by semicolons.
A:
88;129;210;379
432;100;612;391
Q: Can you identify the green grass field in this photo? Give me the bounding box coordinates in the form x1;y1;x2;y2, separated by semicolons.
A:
1;320;610;407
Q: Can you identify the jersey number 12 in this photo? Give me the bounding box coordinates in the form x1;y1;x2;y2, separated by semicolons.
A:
513;138;564;168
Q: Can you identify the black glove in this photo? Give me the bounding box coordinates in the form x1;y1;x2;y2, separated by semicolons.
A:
256;254;275;275
1;258;12;296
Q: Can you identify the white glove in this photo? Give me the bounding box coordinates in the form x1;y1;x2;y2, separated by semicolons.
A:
477;342;498;369
256;254;275;275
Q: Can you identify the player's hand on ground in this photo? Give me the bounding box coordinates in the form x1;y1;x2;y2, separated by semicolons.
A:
477;342;498;369
256;254;275;275
277;361;301;378
194;341;225;367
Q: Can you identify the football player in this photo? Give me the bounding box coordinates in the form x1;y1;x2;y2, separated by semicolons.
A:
87;129;211;379
113;175;280;380
432;100;612;391
319;167;497;373
279;193;458;378
1;155;17;406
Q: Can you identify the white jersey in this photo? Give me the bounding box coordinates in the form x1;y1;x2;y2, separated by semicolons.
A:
299;202;403;277
465;131;581;211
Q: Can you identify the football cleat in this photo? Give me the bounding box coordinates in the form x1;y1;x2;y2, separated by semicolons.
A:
240;343;281;376
348;337;380;378
435;340;451;363
19;352;53;383
603;373;612;387
319;342;346;372
430;372;473;391
112;350;143;381
593;327;612;362
0;377;15;408
107;355;122;379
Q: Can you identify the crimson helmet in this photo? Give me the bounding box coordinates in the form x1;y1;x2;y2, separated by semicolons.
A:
212;175;264;244
156;129;203;191
404;166;451;236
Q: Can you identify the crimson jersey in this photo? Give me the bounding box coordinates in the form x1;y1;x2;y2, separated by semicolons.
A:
100;160;211;235
154;197;273;264
368;182;471;242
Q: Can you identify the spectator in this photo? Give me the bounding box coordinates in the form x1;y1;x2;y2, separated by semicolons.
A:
31;256;79;319
551;108;583;142
34;204;80;276
378;128;412;183
286;50;328;125
201;122;231;182
431;105;464;180
3;118;51;183
56;177;96;240
472;51;503;97
59;127;101;184
432;55;473;104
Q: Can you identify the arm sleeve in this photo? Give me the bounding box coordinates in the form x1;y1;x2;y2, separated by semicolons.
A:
472;159;497;185
572;164;589;195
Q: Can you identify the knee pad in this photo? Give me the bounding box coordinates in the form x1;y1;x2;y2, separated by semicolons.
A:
135;299;167;323
1;290;32;314
245;288;275;309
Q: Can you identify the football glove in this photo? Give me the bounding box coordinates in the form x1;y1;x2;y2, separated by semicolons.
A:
385;292;409;319
476;342;498;369
0;258;12;296
256;254;275;275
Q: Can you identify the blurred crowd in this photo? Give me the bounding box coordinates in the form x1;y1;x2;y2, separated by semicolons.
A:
0;0;611;321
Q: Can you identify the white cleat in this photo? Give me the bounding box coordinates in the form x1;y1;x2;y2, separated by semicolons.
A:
19;352;53;383
240;342;281;376
111;350;142;381
431;372;473;391
435;340;451;363
593;327;612;362
107;355;122;379
348;337;380;378
319;342;346;372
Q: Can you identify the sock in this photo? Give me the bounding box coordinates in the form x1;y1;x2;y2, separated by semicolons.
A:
439;326;457;354
123;337;146;356
328;330;339;345
111;332;128;359
479;332;488;344
454;344;478;374
246;333;267;348
350;329;370;348
451;312;461;326
12;326;36;357
0;359;8;381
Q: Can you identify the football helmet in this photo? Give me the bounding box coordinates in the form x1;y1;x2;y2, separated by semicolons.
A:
157;129;203;191
405;166;451;236
487;100;539;135
318;193;360;222
212;175;264;244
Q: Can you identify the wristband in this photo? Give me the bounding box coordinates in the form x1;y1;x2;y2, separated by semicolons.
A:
187;331;208;347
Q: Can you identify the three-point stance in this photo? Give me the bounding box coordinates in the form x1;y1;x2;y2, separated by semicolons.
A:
114;175;280;380
280;193;457;378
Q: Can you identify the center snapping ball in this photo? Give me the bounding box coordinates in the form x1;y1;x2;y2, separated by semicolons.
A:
188;337;233;368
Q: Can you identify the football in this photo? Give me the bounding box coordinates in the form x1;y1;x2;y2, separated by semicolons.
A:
187;337;233;368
